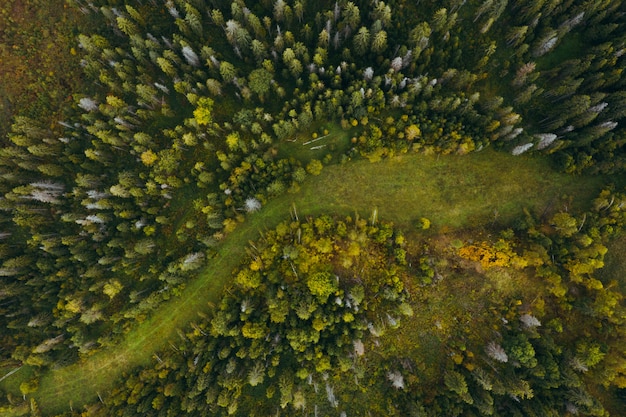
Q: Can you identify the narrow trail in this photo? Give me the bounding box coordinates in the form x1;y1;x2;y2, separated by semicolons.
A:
2;150;606;414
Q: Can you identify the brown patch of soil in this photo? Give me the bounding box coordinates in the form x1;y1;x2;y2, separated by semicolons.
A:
0;0;88;137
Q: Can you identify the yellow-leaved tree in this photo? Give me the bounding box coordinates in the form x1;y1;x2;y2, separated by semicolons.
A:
193;97;214;126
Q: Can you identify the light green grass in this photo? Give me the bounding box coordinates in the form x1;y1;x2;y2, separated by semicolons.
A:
1;149;608;414
276;122;353;163
299;150;605;228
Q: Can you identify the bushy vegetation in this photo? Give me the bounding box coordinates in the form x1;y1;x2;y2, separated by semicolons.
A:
21;190;625;416
403;189;626;417
43;215;412;416
1;0;626;416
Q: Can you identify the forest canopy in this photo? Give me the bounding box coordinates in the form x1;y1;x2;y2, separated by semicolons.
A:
0;0;625;416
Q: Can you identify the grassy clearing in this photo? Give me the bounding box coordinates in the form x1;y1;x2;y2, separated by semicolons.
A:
276;122;354;163
299;149;605;229
2;149;608;414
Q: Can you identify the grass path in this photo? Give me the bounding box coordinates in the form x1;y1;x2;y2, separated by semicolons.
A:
2;150;607;414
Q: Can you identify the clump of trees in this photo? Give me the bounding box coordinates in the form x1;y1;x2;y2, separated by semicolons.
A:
486;0;626;173
52;214;412;416
385;188;626;416
29;192;626;416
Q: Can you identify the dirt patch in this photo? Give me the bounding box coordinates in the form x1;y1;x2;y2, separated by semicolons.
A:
599;232;626;292
0;0;88;138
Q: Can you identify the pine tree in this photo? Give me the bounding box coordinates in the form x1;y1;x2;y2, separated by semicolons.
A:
371;30;387;54
184;3;203;37
353;27;370;55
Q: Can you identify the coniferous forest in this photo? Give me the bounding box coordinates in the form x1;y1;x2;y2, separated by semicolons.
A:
1;0;626;416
